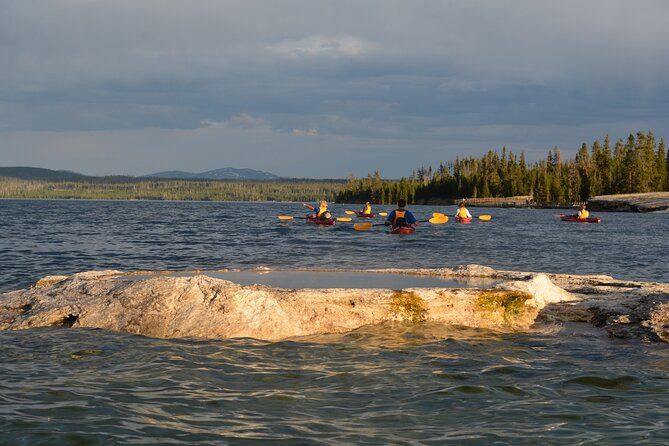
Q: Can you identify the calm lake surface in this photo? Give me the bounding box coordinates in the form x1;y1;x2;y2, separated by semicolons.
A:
1;199;668;444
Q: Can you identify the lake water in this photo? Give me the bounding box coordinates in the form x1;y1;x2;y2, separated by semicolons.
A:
1;200;668;293
1;199;668;444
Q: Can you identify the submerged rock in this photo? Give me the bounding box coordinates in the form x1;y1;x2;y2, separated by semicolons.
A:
0;266;667;342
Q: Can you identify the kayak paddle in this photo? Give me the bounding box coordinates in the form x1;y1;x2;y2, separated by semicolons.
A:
353;216;448;231
277;215;352;222
478;215;492;221
346;210;388;217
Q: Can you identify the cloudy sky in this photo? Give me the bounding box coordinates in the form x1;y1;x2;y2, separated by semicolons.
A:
1;0;668;177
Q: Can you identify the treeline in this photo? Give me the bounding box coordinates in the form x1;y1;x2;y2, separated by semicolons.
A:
337;131;669;205
0;178;345;202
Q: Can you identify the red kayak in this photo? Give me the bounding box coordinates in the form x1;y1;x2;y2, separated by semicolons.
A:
306;215;335;226
390;225;415;234
456;217;472;223
560;214;601;224
356;212;376;218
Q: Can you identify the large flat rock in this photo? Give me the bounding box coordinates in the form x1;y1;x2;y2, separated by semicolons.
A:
588;192;669;213
1;266;667;342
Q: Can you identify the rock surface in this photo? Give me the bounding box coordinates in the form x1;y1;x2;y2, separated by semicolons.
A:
588;192;669;213
1;266;667;342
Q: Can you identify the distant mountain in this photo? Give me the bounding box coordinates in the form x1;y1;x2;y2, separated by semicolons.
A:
0;166;91;181
147;168;281;180
0;166;282;182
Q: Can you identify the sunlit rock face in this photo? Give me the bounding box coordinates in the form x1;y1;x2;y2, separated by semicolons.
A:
0;266;667;342
588;192;669;213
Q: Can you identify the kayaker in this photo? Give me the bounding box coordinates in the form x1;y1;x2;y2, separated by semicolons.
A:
385;199;416;229
360;201;373;215
303;200;331;220
577;204;589;220
455;201;472;220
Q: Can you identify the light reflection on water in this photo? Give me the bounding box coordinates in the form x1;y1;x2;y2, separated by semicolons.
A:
124;270;500;289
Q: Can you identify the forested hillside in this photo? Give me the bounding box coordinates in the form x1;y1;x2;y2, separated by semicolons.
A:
337;131;669;205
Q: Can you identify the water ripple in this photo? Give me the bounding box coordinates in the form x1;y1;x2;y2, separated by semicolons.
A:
0;326;667;444
1;200;668;293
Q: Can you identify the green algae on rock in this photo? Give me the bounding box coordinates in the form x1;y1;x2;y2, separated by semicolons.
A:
390;291;428;323
476;291;533;324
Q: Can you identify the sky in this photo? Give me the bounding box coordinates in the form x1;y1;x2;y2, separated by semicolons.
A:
1;0;668;178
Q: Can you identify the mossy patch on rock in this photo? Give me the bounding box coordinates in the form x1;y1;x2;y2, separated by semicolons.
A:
476;291;533;323
390;291;427;323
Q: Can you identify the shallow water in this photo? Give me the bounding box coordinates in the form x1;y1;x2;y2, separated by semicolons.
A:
127;270;498;289
1;199;669;444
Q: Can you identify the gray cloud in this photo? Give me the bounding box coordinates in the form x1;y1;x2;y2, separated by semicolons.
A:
1;0;668;176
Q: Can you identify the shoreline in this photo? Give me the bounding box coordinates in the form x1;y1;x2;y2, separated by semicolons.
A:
2;192;667;212
0;195;664;213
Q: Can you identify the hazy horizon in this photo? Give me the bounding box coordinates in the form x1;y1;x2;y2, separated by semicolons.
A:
2;0;668;177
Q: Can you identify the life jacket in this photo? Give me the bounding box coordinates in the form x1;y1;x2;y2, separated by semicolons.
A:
578;210;589;219
363;204;372;214
457;207;469;219
393;210;407;227
316;206;328;218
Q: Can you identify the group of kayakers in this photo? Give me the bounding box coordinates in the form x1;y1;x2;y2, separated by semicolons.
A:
304;199;595;229
304;199;477;231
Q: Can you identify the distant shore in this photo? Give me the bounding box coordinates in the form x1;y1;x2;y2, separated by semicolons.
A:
1;178;667;212
0;177;346;203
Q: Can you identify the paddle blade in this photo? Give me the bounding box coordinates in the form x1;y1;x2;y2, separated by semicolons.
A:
478;215;492;221
432;212;447;219
378;212;388;217
353;222;374;231
336;217;352;222
345;210;356;215
277;215;294;220
429;216;448;224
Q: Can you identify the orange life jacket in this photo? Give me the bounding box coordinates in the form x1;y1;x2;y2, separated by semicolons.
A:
393;210;407;227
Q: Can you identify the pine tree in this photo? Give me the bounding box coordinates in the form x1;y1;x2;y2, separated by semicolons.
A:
590;140;602;196
623;134;637;192
576;143;591;201
600;135;613;194
639;131;656;192
612;138;626;193
656;137;668;191
534;167;549;204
